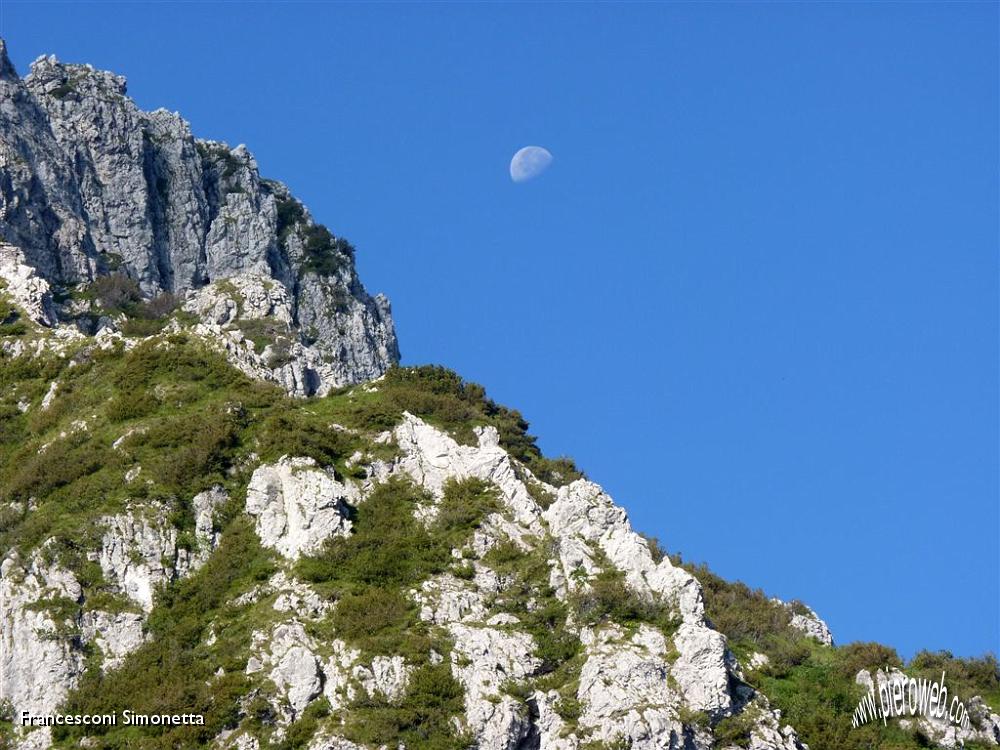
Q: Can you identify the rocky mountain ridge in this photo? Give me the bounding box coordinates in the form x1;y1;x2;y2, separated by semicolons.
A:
0;39;397;394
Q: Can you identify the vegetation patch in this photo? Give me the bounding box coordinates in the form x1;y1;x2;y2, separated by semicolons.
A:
74;273;182;335
342;662;468;750
53;519;276;749
682;559;1000;750
274;195;352;277
298;477;499;659
572;567;680;637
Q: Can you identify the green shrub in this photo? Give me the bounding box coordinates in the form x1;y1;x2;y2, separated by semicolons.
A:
0;299;27;336
484;542;582;675
908;651;1000;708
87;273;142;311
329;587;417;653
349;366;583;486
301;225;352;277
49;82;76;99
142;407;240;494
273;698;331;750
555;695;582;722
434;478;501;546
572;569;679;636
683;562;797;649
106;388;160;422
298;478;443;588
834;641;902;680
343;663;467;750
713;710;755;747
254;409;356;467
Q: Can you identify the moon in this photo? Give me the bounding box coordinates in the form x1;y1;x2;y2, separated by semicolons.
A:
510;146;553;183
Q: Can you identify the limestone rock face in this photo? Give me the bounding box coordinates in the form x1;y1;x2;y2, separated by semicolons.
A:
0;403;845;750
541;477;730;716
99;495;223;612
788;608;833;647
183;273;294;326
97;514;177;612
394;412;544;531
449;624;541;750
389;414;809;750
79;610;146;671
0;244;57;325
575;624;683;749
0;553;85;717
0;40;398;391
266;622;325;718
245;457;355;559
0;484;228;749
179;273;394;396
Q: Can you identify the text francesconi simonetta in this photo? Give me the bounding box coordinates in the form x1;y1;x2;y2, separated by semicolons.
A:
20;711;206;727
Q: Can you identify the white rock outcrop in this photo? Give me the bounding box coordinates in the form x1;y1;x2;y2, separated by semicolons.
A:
79;610;146;671
265;622;324;718
449;624;541;750
413;573;488;625
0;243;57;326
184;273;293;326
394;412;544;532
0;491;225;750
542;476;730;716
99;495;223;612
0;553;84;716
245;457;355;559
576;624;683;749
786;603;834;646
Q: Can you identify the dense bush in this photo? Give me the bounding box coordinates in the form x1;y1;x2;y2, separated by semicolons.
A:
253;409;358;468
343;663;467;750
908;651;1000;708
434;477;501;547
328;587;419;654
273;194;352;276
301;225;351;276
834;641;903;680
88;273;142;310
684;561;798;651
0;294;27;336
117;292;181;335
73;274;182;335
297;478;444;590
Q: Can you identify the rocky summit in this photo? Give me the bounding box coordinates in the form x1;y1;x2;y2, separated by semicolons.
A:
0;42;998;750
0;39;397;396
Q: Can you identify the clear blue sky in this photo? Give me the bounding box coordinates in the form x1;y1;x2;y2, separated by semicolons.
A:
2;1;996;659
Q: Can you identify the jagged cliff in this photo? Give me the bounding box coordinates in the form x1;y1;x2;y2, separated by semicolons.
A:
0;39;397;394
0;42;998;750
